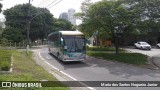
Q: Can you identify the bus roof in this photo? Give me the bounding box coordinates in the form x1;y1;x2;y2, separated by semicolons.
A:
59;31;84;35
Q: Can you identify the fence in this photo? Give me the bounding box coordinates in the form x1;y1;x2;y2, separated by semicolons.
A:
0;40;48;50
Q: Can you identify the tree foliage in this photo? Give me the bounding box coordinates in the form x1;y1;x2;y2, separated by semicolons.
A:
77;0;160;54
2;4;73;43
78;0;141;54
54;19;73;31
2;26;24;43
2;4;55;43
0;3;3;36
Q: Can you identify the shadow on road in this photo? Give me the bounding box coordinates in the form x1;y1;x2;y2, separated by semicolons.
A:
40;47;160;80
85;57;160;80
48;52;160;80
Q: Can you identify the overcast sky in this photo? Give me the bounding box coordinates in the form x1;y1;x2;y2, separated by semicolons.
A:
0;0;100;24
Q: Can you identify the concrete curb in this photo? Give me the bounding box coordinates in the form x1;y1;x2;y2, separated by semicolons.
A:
141;56;159;70
151;56;160;69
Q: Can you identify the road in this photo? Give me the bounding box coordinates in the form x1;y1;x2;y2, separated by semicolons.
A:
32;47;160;90
126;48;160;68
125;48;160;57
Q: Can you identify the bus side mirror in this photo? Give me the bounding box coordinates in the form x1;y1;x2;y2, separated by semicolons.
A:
61;38;64;46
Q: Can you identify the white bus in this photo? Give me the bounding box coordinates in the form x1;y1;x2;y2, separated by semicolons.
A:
48;31;86;61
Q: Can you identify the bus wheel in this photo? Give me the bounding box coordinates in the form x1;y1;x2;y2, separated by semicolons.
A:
48;48;51;53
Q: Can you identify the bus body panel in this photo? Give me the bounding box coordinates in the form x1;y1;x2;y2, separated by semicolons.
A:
62;52;86;61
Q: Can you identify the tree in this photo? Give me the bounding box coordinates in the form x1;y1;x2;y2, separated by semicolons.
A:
75;0;94;37
54;19;73;31
0;3;3;39
3;4;55;43
29;8;55;42
121;0;160;44
1;38;8;47
75;0;92;20
2;26;25;43
2;4;74;43
78;0;141;54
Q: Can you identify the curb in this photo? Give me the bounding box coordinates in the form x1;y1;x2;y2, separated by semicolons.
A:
151;56;160;69
32;50;94;90
147;57;159;70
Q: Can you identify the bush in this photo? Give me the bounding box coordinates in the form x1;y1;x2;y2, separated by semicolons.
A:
1;60;10;71
87;52;148;65
1;38;8;47
86;46;124;51
0;50;11;71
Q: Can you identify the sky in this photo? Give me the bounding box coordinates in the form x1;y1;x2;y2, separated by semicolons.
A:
0;0;101;24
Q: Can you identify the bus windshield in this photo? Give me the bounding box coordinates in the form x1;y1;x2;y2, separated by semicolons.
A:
63;35;85;52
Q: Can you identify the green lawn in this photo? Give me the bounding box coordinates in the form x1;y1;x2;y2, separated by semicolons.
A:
0;50;11;71
0;50;69;90
87;52;148;65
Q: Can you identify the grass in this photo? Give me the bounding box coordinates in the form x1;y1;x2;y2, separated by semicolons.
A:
0;50;69;90
87;52;148;65
0;50;12;71
86;46;125;52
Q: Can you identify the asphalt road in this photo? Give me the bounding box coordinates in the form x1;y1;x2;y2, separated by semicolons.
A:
33;47;160;90
125;48;160;57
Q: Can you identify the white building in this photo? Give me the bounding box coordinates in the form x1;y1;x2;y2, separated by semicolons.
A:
59;8;77;25
68;8;76;25
59;12;68;21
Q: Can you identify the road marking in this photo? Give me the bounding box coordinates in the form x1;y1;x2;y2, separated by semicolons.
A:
44;61;60;72
38;52;77;80
38;52;45;61
38;52;95;90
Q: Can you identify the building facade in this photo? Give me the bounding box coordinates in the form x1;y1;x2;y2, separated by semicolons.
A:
59;8;76;25
68;8;76;25
59;12;68;21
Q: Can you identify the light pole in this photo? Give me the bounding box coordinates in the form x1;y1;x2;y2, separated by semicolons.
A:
26;0;31;55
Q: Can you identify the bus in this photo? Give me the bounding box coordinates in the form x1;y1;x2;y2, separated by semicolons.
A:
48;31;86;61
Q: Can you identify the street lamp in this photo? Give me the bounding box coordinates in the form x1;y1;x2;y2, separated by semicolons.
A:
26;0;43;54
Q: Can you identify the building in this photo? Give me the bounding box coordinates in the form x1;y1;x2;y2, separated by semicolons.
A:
0;18;5;34
59;8;76;25
68;8;76;25
59;12;68;21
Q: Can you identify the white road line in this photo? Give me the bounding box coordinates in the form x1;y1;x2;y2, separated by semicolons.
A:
38;52;77;80
38;52;95;90
44;61;60;71
38;52;45;61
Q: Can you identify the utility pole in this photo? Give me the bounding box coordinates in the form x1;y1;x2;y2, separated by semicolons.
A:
26;0;31;55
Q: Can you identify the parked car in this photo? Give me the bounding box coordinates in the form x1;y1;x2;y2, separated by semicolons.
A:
157;43;160;48
134;42;151;50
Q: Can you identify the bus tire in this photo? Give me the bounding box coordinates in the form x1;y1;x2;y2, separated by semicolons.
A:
48;48;51;53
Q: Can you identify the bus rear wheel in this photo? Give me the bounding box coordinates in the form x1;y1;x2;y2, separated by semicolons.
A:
48;48;51;53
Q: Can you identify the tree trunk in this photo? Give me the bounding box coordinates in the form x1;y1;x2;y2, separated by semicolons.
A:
114;37;119;55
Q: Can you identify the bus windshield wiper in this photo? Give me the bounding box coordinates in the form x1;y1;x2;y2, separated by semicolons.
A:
69;39;74;52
